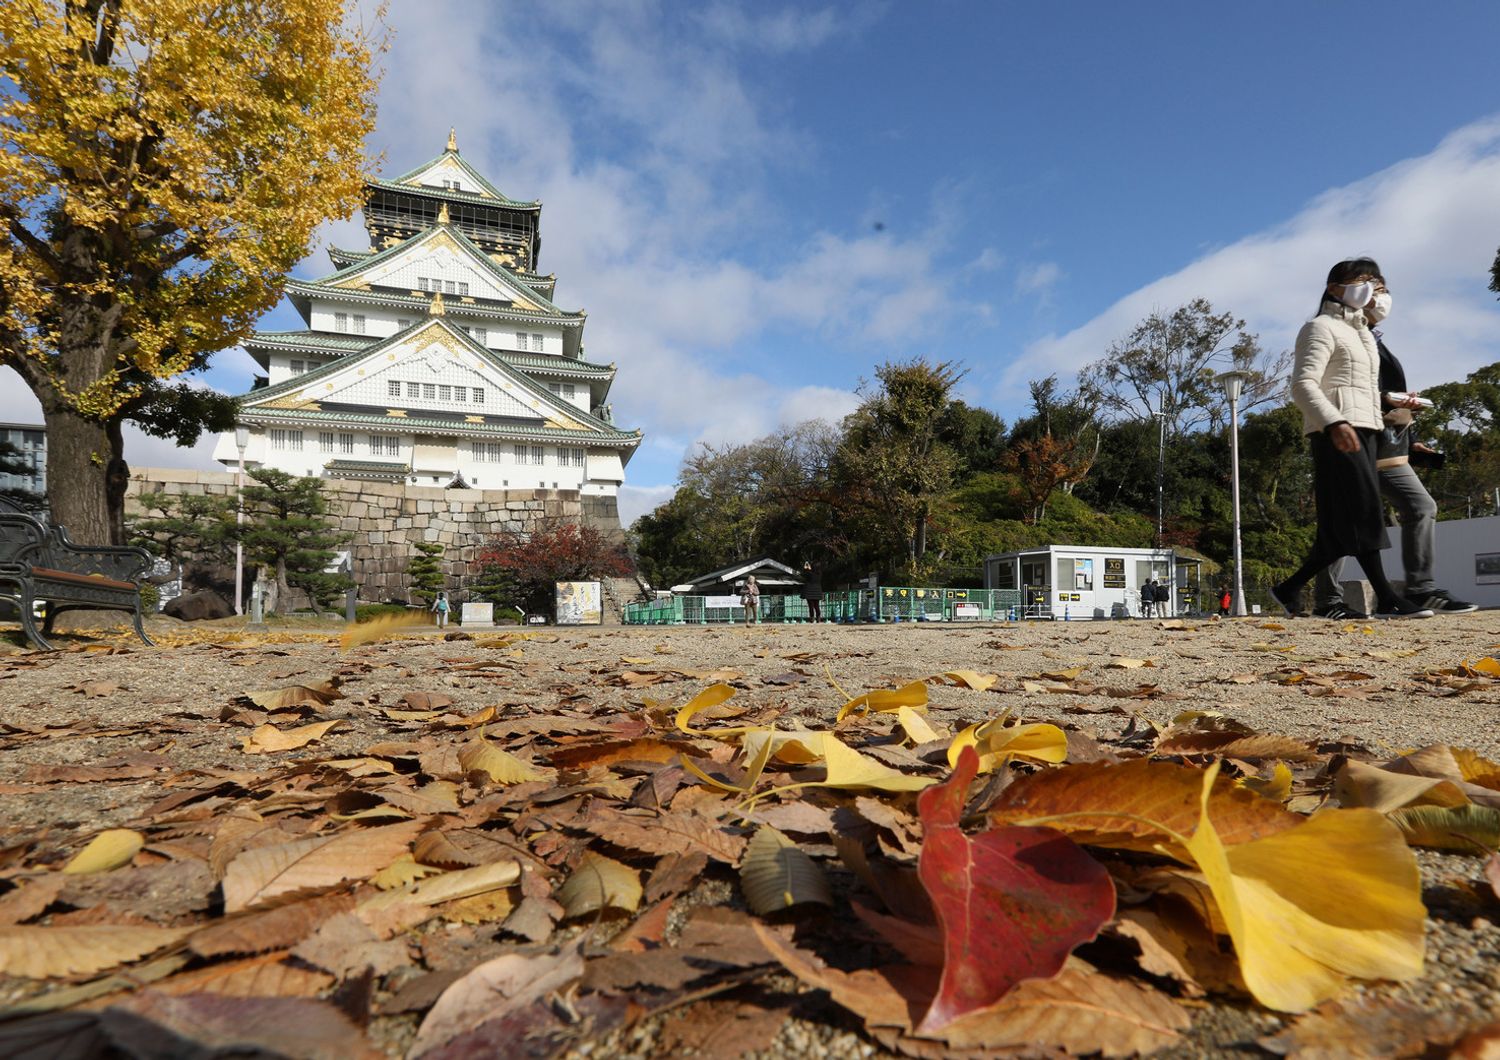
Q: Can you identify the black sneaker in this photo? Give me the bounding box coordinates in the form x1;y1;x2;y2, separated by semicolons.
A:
1268;583;1303;617
1373;598;1435;620
1312;603;1370;620
1415;590;1478;614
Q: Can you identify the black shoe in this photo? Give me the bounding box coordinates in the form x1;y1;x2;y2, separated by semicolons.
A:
1269;583;1303;617
1414;590;1478;614
1373;598;1435;619
1312;603;1369;620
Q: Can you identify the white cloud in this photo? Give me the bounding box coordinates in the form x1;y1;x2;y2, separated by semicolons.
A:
1005;117;1500;398
617;483;675;527
1015;261;1062;298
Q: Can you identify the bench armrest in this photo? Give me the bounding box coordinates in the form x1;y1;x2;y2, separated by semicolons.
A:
19;531;154;584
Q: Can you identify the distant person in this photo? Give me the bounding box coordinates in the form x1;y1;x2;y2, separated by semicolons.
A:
740;575;760;625
1269;257;1432;619
431;590;450;628
1154;579;1172;618
1219;587;1232;616
1309;280;1475;618
1141;580;1156;618
801;562;824;623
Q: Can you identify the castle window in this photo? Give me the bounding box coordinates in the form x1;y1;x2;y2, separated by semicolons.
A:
319;432;335;453
472;388;484;404
388;380;401;398
514;331;527;349
288;431;303;452
444;280;457;295
417;278;430;292
352;314;366;335
438;385;451;401
334;312;348;332
531;446;545;465
454;386;467;401
407;382;419;398
513;444;529;464
339;433;354;454
471;326;486;344
531;333;545;351
458;282;470;296
397;318;411;329
270;428;287;450
289;360;305;376
422;383;436;400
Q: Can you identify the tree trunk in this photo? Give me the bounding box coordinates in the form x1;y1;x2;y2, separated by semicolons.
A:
275;557;290;614
42;405;116;544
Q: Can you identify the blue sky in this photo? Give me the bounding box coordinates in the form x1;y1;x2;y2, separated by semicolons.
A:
6;1;1500;524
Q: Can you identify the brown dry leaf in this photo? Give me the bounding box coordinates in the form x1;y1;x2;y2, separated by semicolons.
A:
0;923;191;978
657;1000;786;1059
438;889;515;925
293;913;412;979
360;860;520;915
739;827;832;915
246;679;343;710
987;758;1301;855
109;991;380;1060
583;807;746;864
400;691;454;710
0;875;65;925
188;894;356;958
242;719;343;755
1259;995;1478;1059
1334;760;1468;813
409;945;586;1057
62;829;145;875
221;820;425;912
154;951;334;997
557;852;641;918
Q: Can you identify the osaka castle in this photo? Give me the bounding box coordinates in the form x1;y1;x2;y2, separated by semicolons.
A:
213;131;639;501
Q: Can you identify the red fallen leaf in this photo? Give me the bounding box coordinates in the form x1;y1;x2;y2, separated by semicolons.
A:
916;746;1115;1035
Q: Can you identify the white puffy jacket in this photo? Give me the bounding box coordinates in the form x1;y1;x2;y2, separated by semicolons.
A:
1290;300;1382;435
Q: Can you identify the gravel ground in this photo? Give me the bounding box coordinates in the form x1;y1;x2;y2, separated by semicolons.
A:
3;611;1500;1056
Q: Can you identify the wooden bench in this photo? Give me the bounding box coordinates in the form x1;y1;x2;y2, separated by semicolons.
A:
0;498;154;650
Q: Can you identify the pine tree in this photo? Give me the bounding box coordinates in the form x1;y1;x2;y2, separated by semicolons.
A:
238;469;352;614
407;541;446;604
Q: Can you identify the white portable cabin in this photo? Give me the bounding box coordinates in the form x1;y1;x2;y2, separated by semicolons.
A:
982;545;1180;620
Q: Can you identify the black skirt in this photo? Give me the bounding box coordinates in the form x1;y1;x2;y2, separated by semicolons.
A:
1309;427;1390;557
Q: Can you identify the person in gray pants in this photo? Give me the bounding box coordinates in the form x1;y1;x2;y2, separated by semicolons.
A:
1313;289;1476;618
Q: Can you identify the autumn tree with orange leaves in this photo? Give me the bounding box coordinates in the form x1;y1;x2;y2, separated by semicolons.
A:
0;0;381;543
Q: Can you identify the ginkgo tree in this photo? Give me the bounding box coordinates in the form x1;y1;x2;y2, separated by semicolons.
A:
0;0;381;544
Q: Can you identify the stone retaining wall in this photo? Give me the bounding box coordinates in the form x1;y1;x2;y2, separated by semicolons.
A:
127;468;625;604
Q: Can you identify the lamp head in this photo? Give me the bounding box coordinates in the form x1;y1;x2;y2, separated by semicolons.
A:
1216;370;1249;404
234;425;250;450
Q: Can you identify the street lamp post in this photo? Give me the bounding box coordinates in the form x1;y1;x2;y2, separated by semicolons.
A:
1153;409;1167;549
1216;371;1249;617
234;426;249;616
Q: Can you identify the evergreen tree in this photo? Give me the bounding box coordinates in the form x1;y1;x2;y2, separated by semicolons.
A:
128;491;237;586
407;541;446;604
238;469;352;614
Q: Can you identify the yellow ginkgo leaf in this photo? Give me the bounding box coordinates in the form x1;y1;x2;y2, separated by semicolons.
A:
818;735;935;792
946;719;1067;773
1182;762;1425;1013
896;706;944;745
63;829;144;875
458;741;544;784
1242;762;1294;803
836;680;928;722
936;670;999;691
1466;657;1500;678
685;730;790;793
675;683;757;737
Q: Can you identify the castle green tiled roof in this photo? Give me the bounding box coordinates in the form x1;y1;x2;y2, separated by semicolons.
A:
242;405;640;448
376;148;539;208
246;329;616;378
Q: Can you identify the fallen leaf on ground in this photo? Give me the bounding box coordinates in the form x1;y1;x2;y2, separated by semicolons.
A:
222;821;425;913
62;829;145;875
739;827;832;915
243;719;343;754
0;923;191;979
916;746;1115;1033
409;945;586;1057
557;852;641;918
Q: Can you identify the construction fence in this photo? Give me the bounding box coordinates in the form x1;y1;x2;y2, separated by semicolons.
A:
623;587;1027;625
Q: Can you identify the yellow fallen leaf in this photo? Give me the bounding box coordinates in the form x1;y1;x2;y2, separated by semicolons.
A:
935;670;999;691
1183;763;1425;1012
1039;666;1087;681
63;829;144;874
1106;657;1155;669
1251;643;1295;653
836;680;929;722
818;735;935;792
675;684;759;738
620;656;654;665
360;859;520;912
458;741;544;784
372;854;441;891
1241;763;1293;803
947;719;1068;773
896;706;944;745
242;719;342;754
1467;657;1500;678
1258;622;1286;631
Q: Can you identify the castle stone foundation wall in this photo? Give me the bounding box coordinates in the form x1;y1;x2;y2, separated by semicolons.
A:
127;468;625;604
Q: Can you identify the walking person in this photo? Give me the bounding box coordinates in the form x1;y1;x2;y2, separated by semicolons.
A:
1270;258;1432;619
1141;580;1156;619
1154;578;1172;618
431;590;450;628
801;562;824;623
740;575;761;625
1218;587;1232;617
1310;283;1476;618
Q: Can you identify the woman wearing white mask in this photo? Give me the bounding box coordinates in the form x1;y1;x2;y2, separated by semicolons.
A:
1310;277;1476;617
1270;258;1433;619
